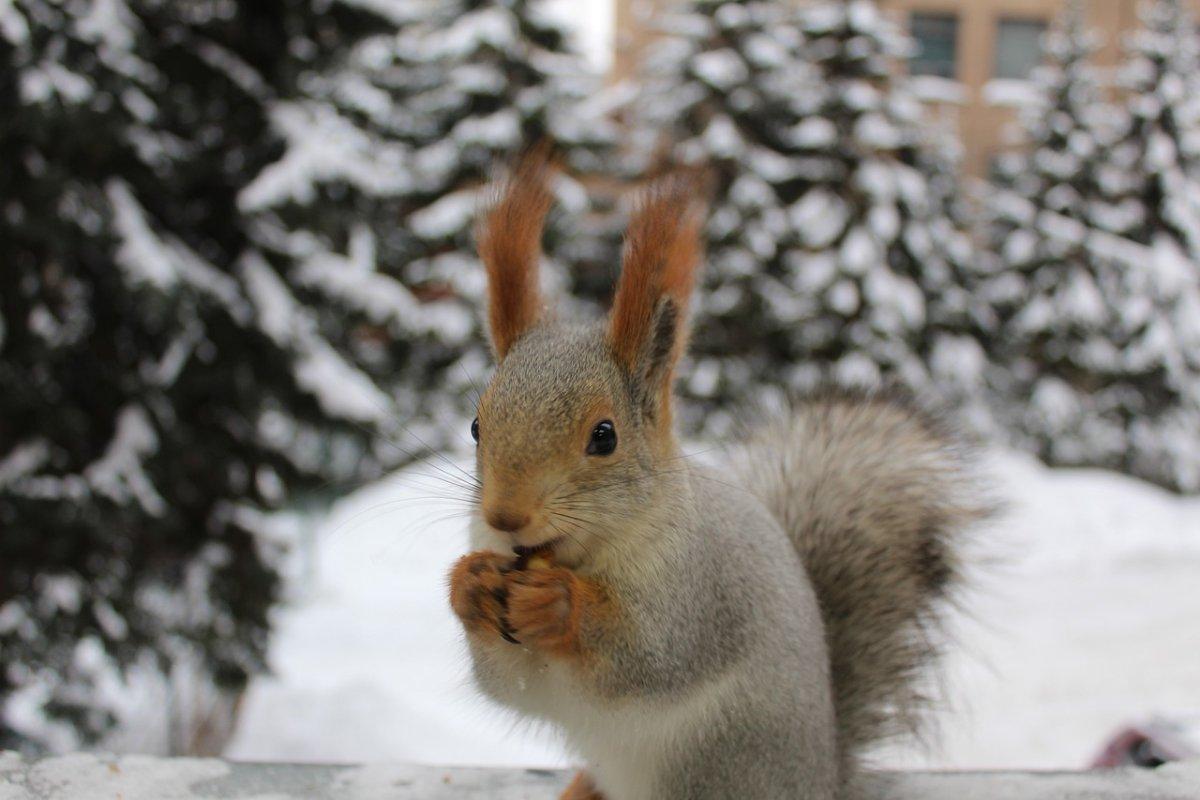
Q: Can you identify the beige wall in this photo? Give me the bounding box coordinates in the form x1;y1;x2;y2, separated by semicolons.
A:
878;0;1147;176
614;0;1200;176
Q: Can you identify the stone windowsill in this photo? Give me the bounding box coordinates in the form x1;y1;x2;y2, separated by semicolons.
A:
1;752;1198;799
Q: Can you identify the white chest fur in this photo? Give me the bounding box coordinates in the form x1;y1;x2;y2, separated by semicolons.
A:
472;641;734;800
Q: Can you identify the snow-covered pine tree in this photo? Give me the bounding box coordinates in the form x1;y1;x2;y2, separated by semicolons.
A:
0;0;410;752
236;6;476;445
982;2;1135;475
982;0;1200;492
242;0;618;436
1102;0;1200;491
399;0;620;360
1107;0;1200;262
629;0;980;434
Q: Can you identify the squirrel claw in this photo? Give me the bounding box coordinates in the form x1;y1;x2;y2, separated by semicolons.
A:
449;551;513;642
505;567;580;654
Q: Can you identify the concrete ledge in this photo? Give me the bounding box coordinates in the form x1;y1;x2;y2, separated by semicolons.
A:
2;752;1198;799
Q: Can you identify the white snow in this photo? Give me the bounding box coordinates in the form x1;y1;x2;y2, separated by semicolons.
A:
826;280;860;315
226;464;565;768
74;0;136;54
290;226;473;343
239;253;394;426
193;40;268;99
0;0;29;45
409;189;479;241
842;80;880;112
451;108;520;149
144;329;200;388
742;32;788;69
226;449;1200;772
864;269;924;328
293;341;395;426
238;103;412;212
866;204;900;242
909;76;967;105
19;61;94;105
425;7;516;61
18;751;232;800
106;181;247;318
545;0;612;71
839;226;879;275
882;450;1200;771
854;113;902;149
106;181;176;290
238;252;299;344
790;188;849;248
83;405;165;517
691;48;749;91
984;78;1042;108
700;114;744;159
0;440;50;487
8;753;1198;799
789;117;837;148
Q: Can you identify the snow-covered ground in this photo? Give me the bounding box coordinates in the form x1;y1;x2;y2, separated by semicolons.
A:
225;449;1200;771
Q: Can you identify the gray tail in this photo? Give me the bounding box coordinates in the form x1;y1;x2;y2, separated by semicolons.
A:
734;387;993;768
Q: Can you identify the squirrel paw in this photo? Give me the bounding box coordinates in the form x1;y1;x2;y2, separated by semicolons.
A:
448;551;518;643
560;771;605;799
506;566;586;655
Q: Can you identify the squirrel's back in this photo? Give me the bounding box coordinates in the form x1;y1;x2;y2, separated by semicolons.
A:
733;387;993;775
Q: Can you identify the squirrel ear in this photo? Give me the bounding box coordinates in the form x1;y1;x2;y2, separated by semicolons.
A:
477;145;556;360
608;174;706;418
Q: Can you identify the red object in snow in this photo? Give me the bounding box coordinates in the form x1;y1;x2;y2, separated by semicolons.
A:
1091;716;1200;768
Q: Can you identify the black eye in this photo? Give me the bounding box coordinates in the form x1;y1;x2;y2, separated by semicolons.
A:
471;417;480;444
587;420;617;456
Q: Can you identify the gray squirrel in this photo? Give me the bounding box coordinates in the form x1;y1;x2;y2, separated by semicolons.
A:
448;151;992;800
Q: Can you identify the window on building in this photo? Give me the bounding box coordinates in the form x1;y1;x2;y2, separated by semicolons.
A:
909;13;959;79
995;18;1048;80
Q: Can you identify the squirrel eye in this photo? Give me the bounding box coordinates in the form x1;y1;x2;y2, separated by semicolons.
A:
471;417;480;444
587;420;617;456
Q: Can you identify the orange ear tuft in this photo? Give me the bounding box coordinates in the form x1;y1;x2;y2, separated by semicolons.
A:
477;145;556;359
609;173;707;373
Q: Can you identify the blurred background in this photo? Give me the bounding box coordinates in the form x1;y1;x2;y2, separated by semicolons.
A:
2;0;1198;774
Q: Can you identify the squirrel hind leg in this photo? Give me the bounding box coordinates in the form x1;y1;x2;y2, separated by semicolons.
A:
559;771;605;800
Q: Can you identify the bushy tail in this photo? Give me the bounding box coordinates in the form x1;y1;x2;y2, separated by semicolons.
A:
734;387;993;770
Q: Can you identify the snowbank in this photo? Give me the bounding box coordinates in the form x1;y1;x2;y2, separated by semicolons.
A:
226;449;1200;771
225;459;564;768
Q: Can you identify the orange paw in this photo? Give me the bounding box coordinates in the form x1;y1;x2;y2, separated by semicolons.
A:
448;551;517;642
506;566;590;655
560;770;605;800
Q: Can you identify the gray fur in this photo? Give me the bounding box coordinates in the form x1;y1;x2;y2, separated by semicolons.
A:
733;387;995;778
463;320;989;800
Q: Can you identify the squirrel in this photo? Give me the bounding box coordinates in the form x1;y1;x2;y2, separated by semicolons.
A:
447;150;993;800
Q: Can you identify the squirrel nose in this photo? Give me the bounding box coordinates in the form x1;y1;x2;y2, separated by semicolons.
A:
486;510;530;533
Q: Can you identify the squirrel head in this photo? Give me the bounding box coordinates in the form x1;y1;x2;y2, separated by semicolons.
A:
470;149;705;559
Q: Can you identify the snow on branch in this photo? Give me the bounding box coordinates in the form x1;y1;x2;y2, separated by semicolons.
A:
0;440;51;488
417;7;517;61
0;0;30;45
106;180;249;319
239;253;394;425
84;404;166;516
984;79;1041;108
291;225;473;343
238;103;413;212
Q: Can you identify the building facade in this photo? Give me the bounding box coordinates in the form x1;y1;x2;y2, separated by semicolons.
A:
614;0;1200;176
